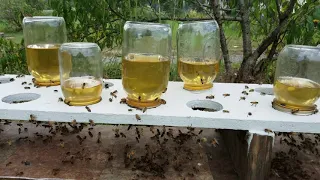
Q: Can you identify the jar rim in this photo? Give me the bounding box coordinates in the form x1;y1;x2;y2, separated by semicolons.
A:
124;21;170;28
61;42;99;49
23;16;64;23
286;44;320;50
179;20;218;25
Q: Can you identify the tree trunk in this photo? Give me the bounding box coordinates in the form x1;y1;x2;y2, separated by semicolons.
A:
236;0;254;82
211;0;232;78
236;0;296;83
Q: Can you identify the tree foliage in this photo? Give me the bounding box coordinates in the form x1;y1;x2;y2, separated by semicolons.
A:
0;0;46;31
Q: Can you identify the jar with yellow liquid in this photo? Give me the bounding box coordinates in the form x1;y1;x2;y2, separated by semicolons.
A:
122;21;171;108
177;21;220;91
273;45;320;115
59;43;103;106
23;16;67;86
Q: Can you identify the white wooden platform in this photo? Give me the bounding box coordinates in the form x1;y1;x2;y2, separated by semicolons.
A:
0;74;319;133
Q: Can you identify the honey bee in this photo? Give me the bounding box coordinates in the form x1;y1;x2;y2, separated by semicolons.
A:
135;114;141;121
128;109;133;112
211;138;219;147
71;119;77;125
291;109;299;114
9;78;14;82
82;83;86;89
105;83;109;89
52;168;60;176
200;78;204;84
264;129;273;133
24;87;30;89
223;110;230;113
248;112;252;116
109;98;112;102
242;91;249;95
250;101;258;106
239;96;246;101
249;89;254;92
163;88;167;93
313;109;318;114
85;106;91;112
206;95;215;99
16;74;25;78
97;132;101;143
110;90;118;98
4;120;11;125
65;101;71;106
142;107;147;113
138;96;141;101
260;92;266;96
54;90;58;92
160;99;166;104
120;132;126;138
198;130;203;135
29;114;36;121
223;93;230;97
245;85;249;89
127;124;132;131
21;82;27;85
24;128;28;132
88;119;94;126
127;150;135;158
5;162;12;167
16;172;24;176
58;97;63;102
154;97;159;101
120;98;127;104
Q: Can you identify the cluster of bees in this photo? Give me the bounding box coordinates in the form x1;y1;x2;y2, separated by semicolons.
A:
1;116;221;178
271;132;320;179
204;85;260;116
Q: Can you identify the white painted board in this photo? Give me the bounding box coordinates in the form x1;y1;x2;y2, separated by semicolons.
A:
0;74;319;133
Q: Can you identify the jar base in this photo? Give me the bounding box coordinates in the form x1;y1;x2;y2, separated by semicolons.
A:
272;99;318;116
126;98;162;108
183;83;213;91
64;97;102;106
35;80;60;86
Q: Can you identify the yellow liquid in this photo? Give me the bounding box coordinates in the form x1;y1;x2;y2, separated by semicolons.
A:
122;54;170;108
178;59;219;90
26;44;60;86
274;77;320;108
61;77;102;106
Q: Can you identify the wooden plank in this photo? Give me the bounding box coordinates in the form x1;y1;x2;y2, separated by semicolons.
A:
220;130;274;180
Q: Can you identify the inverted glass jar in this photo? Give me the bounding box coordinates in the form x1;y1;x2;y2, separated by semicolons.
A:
273;45;320;115
23;16;67;86
177;20;220;91
122;21;171;108
59;43;103;106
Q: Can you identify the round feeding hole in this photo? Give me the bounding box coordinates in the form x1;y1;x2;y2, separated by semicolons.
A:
187;100;223;112
103;82;114;89
0;77;14;84
255;87;274;95
2;93;40;104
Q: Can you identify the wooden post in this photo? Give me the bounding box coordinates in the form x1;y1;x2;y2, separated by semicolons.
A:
220;130;274;180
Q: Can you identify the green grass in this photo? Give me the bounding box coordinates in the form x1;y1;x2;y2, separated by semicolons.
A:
0;21;6;32
4;31;23;44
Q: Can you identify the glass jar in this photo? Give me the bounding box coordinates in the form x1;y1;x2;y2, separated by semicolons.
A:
177;20;220;91
273;45;320;115
122;21;171;108
23;16;67;86
59;42;103;106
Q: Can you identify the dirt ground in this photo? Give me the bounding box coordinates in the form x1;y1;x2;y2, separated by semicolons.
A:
0;121;319;180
